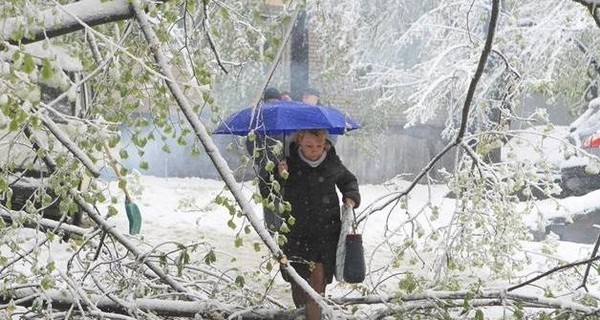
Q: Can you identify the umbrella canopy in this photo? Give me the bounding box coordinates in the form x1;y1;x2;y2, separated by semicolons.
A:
213;101;360;136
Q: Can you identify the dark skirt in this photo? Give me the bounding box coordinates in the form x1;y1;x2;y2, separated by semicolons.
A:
281;233;339;284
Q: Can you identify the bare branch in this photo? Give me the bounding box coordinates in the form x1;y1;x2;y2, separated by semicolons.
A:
508;254;600;292
201;1;228;74
579;227;600;291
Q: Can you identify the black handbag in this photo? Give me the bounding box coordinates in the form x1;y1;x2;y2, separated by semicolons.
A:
341;207;365;283
343;232;365;283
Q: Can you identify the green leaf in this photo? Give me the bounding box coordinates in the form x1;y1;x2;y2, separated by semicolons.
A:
399;272;418;294
177;135;186;146
235;237;243;248
235;275;245;288
227;219;236;230
284;201;292;212
41;59;54;80
40;275;54;290
281;170;289;180
277;234;286;246
118;179;127;191
279;223;290;233
265;160;275;172
220;7;229;19
204;250;217;265
287;216;295;226
475;309;484;320
23;54;35;73
46;261;56;273
7;299;16;313
271;180;281;193
176;250;190;276
119;149;129;159
107;205;119;218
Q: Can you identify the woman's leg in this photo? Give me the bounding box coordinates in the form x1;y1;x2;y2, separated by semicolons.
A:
306;263;327;320
291;282;307;307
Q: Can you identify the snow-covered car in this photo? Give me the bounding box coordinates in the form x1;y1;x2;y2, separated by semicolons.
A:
560;97;600;196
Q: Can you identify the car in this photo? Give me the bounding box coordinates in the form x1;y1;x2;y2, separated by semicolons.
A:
499;98;600;243
559;97;600;196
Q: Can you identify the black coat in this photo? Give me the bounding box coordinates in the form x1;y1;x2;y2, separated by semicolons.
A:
278;141;360;281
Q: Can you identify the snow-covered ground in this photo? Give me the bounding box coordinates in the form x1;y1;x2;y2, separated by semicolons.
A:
99;174;600;304
5;172;600;318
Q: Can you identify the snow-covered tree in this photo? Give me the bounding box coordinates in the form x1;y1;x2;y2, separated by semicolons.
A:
309;0;600;318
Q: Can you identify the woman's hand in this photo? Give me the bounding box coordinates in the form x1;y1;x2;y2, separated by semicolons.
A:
344;199;355;208
278;160;288;177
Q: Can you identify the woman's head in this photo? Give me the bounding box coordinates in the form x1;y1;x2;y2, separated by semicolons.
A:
295;130;327;161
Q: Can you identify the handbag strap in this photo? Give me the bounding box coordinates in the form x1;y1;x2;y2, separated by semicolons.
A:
350;206;358;234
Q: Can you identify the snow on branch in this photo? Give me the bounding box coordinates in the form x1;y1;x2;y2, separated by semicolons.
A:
0;0;133;45
0;208;91;237
332;289;593;317
0;288;297;319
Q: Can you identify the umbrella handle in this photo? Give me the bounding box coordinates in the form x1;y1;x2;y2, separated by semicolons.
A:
283;134;287;158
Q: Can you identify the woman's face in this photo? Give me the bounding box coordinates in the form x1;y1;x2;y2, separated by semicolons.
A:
299;134;325;161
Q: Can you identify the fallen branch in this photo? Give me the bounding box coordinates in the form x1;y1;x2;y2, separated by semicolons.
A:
0;288;297;319
23;124;198;299
0;208;91;237
331;289;593;317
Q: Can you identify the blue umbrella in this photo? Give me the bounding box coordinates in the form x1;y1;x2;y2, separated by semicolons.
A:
213;101;360;136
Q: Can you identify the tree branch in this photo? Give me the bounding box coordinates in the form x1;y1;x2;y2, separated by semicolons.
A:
129;0;333;318
1;288;298;319
358;0;501;224
0;207;90;237
0;0;133;45
508;254;600;292
454;0;500;143
22;123;199;300
579;226;600;291
331;289;593;316
201;1;228;74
